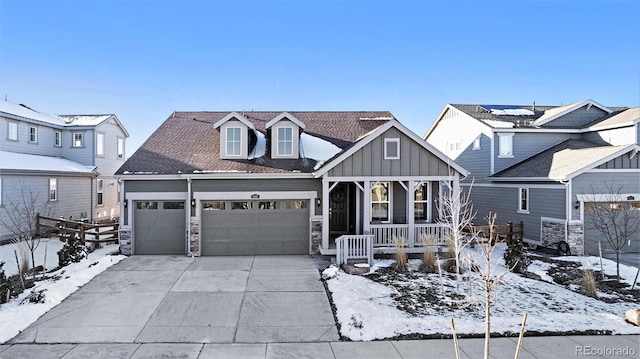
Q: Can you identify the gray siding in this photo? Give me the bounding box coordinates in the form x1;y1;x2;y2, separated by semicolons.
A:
93;121;128;222
596;151;640;170
572;172;640;218
125;180;188;193
543;106;608;128
468;185;566;243
329;127;452;177
0;118;64;156
455;133;492;183
494;132;579;173
62;129;95;165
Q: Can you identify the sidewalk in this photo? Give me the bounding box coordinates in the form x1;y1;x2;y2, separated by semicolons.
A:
1;335;638;359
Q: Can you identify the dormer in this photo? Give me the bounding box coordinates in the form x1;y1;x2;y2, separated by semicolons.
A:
265;112;305;159
214;112;255;159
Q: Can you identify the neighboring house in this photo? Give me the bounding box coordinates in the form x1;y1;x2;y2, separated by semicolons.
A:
0;100;129;242
115;111;467;256
425;99;640;255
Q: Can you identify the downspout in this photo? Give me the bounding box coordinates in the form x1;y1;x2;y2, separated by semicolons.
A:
562;178;571;244
186;176;195;257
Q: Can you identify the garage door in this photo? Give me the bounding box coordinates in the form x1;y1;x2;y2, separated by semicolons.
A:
201;200;309;255
134;201;186;254
583;202;640;255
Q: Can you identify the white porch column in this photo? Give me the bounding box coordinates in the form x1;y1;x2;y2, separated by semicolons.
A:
408;180;415;247
322;176;330;250
363;180;371;234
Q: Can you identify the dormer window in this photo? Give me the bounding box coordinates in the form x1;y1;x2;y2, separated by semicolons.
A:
226;127;242;156
277;127;293;156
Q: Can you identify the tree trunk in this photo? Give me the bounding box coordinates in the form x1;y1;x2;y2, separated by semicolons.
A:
616;251;620;280
484;280;491;359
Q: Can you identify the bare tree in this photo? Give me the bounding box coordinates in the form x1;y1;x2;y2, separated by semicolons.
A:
585;184;640;280
437;177;477;279
0;181;54;280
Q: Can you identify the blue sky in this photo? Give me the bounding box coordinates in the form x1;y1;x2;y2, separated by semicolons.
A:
1;0;638;156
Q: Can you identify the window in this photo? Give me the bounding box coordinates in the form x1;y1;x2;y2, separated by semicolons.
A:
473;136;481;150
96;133;104;156
97;179;104;205
203;201;225;210
384;138;400;159
285;200;307;209
73;133;84;147
29;126;37;143
231;201;252;210
371;182;390;222
49;178;57;201
226;127;242;156
54;131;62;146
8;122;18;141
258;201;278;209
518;188;529;213
163;201;185;209
136;201;158;210
414;182;429;221
277;127;293;156
498;133;514;158
117;138;125;159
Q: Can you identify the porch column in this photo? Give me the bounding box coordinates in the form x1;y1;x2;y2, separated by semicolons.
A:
408;180;415;247
363;180;371;234
322;176;330;250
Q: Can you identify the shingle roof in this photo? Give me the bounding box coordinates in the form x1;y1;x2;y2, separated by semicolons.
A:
490;139;630;181
116;111;394;175
587;107;640;130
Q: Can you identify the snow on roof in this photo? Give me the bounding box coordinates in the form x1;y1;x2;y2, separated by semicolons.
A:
489;108;535;116
359;116;394;121
55;114;112;126
0;151;96;174
248;130;267;159
481;119;515;128
0;100;67;126
300;133;342;170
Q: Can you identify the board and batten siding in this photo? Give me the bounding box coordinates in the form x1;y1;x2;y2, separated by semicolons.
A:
329;127;452;177
595;151;640;170
543;106;608;128
467;185;566;243
494;132;580;173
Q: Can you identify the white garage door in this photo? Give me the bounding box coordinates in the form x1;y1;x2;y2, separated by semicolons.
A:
134;201;186;255
200;200;309;255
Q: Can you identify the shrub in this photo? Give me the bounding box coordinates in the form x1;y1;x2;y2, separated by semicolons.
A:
503;235;531;274
583;270;598;298
11;238;31;275
443;237;458;273
392;236;408;271
57;233;87;267
419;235;438;273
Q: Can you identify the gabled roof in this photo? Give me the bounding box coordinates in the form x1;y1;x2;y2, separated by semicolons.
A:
315;119;468;177
0;99;67;126
490;139;637;182
116;111;394;175
55;114;130;137
532;99;612;127
265;112;306;130
0;150;96;175
213;112;256;130
587;107;640;131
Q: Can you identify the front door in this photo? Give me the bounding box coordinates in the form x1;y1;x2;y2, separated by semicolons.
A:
330;183;349;234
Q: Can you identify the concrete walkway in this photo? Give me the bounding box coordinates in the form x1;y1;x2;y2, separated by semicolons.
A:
1;335;638;358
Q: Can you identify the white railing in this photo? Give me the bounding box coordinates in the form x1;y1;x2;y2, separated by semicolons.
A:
336;234;374;265
370;224;408;247
414;224;450;246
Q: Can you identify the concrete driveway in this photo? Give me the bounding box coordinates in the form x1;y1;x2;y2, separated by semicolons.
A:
9;255;339;344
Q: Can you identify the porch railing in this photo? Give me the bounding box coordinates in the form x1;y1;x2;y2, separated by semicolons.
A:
414;224;450;246
336;234;374;265
369;223;449;247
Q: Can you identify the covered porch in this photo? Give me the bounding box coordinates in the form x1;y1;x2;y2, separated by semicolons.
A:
318;176;456;256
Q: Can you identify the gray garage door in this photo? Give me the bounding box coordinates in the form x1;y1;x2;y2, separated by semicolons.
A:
583;202;640;255
201;200;309;255
134;200;186;255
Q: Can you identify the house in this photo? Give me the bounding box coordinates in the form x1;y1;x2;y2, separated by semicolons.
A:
424;100;640;255
0;99;129;242
115;111;467;256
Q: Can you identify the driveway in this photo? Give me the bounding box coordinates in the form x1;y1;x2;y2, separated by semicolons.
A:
9;255;339;344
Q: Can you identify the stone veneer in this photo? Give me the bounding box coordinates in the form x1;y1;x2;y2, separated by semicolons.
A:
540;218;584;255
310;216;322;255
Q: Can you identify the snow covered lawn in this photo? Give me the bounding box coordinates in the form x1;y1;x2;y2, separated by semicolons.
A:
0;240;125;343
323;244;640;341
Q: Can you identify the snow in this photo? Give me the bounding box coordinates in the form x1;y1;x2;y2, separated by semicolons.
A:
300;133;342;169
0;150;96;173
481;119;515;128
0;242;125;343
490;108;535;116
249;130;267;159
0;100;67;126
54;114;111;126
324;244;640;341
358;116;394;121
0;238;65;277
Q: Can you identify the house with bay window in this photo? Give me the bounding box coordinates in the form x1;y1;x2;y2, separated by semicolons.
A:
115;110;467;256
425;100;640;256
0;99;129;242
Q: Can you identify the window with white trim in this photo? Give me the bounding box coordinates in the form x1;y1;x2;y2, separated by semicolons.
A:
73;133;84;147
29;126;38;143
97;179;104;205
226;127;242;156
371;182;390;222
54;131;62;147
414;182;429;221
8;122;18;141
49;178;57;201
473;136;481;150
277;127;293;156
117;138;125;159
498;133;514;158
518;187;529;213
96;133;104;156
384;138;400;159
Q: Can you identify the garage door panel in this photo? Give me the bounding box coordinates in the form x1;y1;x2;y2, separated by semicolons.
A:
584;203;640;255
134;201;186;255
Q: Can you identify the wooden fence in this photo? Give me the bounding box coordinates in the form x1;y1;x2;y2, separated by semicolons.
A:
36;213;119;244
465;221;523;245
